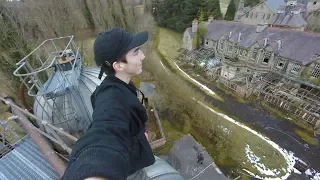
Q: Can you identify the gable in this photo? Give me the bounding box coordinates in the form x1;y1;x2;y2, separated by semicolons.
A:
204;21;320;65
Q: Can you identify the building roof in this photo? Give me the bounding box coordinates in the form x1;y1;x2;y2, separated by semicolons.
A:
237;0;286;16
139;82;155;98
265;0;287;13
0;136;58;180
284;0;309;6
270;13;308;27
238;6;251;14
203;21;320;65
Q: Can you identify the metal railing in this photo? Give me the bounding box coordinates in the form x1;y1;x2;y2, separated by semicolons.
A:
12;35;92;136
0;96;78;153
0;95;79;177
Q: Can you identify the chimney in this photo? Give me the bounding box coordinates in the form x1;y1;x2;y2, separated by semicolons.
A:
239;0;244;9
277;40;282;50
192;19;198;33
229;31;232;38
238;33;242;43
264;38;268;46
208;15;214;23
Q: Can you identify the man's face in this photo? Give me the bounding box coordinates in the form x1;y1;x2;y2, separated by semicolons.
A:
122;47;146;75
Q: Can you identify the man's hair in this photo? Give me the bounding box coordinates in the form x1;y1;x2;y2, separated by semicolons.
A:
103;51;128;76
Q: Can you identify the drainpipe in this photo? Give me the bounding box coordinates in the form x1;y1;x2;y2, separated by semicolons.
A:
1;94;66;177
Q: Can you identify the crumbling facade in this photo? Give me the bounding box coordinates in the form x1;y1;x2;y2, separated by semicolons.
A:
182;20;320;125
234;0;286;26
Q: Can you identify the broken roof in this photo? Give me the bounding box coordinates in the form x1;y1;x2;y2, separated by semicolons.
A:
203;21;320;65
265;0;287;13
270;13;307;27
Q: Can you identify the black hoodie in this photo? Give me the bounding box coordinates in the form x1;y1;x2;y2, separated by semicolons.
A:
62;76;155;180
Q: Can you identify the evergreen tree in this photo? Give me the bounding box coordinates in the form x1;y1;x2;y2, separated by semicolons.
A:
153;0;222;33
225;0;236;21
244;0;260;7
203;0;223;20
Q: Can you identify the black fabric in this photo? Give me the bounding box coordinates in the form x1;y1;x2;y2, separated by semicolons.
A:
94;27;148;67
62;76;155;180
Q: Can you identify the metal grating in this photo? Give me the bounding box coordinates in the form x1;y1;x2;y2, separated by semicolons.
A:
0;135;59;180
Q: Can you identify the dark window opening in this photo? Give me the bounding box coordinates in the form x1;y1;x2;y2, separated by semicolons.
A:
267;14;271;20
247;69;251;73
237;68;240;72
314;1;317;5
263;58;269;64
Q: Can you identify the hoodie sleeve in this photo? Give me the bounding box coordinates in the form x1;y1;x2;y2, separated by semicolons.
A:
62;87;131;180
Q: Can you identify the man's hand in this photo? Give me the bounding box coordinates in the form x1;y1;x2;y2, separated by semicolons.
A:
85;177;107;180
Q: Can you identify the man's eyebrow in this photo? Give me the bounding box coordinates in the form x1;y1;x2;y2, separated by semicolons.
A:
134;47;140;52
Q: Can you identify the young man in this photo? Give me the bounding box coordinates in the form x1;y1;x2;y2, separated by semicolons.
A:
62;28;155;180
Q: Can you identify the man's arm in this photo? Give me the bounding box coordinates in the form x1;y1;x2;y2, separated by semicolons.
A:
85;177;108;180
62;87;131;180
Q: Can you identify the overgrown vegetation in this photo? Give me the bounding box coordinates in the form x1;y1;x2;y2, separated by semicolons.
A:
151;27;288;179
260;102;315;134
295;129;320;146
0;0;142;94
153;0;222;33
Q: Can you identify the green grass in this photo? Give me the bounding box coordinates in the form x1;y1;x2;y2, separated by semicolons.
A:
157;28;183;60
155;120;184;155
295;129;319;146
79;38;95;67
131;76;142;87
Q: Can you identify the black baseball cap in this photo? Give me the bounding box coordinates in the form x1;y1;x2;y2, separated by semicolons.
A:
94;27;148;79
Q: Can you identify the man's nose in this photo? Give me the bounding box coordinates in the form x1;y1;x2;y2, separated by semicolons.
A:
140;50;145;60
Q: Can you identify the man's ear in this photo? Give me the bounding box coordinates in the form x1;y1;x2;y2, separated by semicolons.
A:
112;62;124;72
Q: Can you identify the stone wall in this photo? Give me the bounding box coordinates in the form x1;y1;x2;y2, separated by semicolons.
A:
183;31;193;51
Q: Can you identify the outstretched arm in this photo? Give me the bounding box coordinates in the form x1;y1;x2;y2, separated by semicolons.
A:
62;87;131;180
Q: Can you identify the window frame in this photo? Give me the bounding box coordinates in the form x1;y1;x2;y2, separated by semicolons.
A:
266;14;271;20
291;63;302;74
276;59;286;69
311;64;320;78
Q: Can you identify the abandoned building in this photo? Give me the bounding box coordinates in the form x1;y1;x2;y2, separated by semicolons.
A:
235;0;320;32
305;7;320;32
269;0;308;31
182;20;320;125
234;0;287;26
